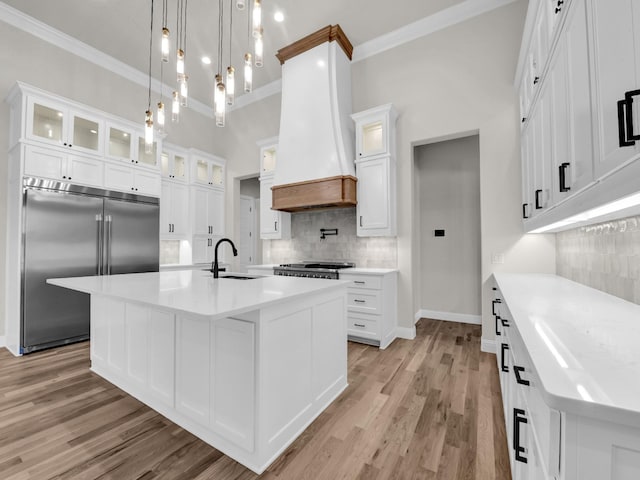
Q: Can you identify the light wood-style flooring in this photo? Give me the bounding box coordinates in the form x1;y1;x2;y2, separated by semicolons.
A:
0;319;511;479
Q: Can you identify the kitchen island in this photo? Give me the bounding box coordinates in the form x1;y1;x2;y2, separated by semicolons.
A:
48;270;349;474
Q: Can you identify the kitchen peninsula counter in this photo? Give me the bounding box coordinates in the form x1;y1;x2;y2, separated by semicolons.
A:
48;270;349;474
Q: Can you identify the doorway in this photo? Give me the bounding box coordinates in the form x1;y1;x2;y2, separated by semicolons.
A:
415;134;481;323
239;176;261;272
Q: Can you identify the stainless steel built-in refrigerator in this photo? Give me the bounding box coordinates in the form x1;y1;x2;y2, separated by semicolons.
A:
21;177;159;354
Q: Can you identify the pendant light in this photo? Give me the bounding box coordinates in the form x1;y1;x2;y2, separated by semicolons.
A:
254;27;263;67
172;91;180;122
179;74;189;106
144;0;155;154
244;53;252;92
214;0;226;127
157;101;165;131
252;0;261;37
161;28;170;62
226;1;235;105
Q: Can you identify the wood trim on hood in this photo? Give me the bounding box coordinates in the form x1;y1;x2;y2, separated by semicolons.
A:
275;24;353;65
271;175;357;212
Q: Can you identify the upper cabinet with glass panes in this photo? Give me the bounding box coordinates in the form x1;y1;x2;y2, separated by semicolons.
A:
105;121;160;170
351;104;397;159
161;144;189;182
190;149;225;188
25;96;104;156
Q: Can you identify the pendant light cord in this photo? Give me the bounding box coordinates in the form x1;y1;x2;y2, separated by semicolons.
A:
148;0;154;111
217;0;224;77
228;0;232;67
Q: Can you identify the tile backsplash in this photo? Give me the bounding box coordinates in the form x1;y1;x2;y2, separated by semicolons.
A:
263;207;397;268
556;215;640;304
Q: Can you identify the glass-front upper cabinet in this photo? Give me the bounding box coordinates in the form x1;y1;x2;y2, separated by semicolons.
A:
161;145;188;182
26;96;104;155
106;122;134;162
351;104;397;159
191;150;225;188
257;136;278;176
137;136;159;169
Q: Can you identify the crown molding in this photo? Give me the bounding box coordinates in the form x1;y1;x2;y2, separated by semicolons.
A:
352;0;521;62
0;0;520;116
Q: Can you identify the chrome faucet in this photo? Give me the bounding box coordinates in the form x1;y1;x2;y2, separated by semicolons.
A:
212;238;238;278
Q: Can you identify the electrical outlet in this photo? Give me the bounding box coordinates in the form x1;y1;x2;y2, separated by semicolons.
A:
491;253;505;264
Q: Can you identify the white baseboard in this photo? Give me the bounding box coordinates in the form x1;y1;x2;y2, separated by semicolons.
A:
481;338;496;354
395;326;416;340
415;309;482;325
0;335;6;348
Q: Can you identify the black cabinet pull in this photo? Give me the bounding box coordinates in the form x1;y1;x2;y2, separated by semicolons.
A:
533;76;540;85
492;298;501;316
492;287;497;291
535;189;543;209
522;203;529;219
354;323;366;328
555;6;562;13
514;366;530;386
625;89;640;142
513;408;528;463
618;90;640;147
495;316;501;336
500;343;509;372
501;318;510;328
521;117;526;123
559;162;571;192
354;299;366;303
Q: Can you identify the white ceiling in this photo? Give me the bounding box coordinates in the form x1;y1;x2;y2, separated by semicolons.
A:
1;0;483;109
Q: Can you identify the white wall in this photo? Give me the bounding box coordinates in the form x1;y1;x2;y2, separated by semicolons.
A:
416;135;481;318
351;0;556;344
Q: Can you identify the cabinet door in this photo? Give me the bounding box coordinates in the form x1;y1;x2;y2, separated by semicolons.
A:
192;236;212;264
105;164;134;192
23;145;66;180
160;181;172;235
172;183;189;236
66;154;104;186
69;110;103;155
589;0;640;177
260;177;277;236
357;115;388;158
125;303;149;388
134;170;161;197
148;310;175;407
26;96;67;147
137;136;159;169
521;123;534;220
208;189;225;237
357;157;391;232
529;84;553;216
106;123;135;162
192;187;209;235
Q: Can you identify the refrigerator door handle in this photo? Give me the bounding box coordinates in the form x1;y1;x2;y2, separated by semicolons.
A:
96;214;104;275
105;215;113;275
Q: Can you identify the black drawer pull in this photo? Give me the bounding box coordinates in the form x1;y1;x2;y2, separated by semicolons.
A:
522;203;529;219
501;318;510;328
514;408;528;463
535;189;543;209
495;316;501;336
354;281;365;285
492;298;501;316
354;299;366;303
500;343;509;373
559;162;571;192
354;323;366;328
533;76;540;85
514;366;530;386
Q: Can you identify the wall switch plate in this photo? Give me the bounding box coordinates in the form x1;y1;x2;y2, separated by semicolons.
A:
491;253;505;264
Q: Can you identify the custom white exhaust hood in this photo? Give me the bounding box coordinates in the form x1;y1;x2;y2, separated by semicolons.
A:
272;25;357;212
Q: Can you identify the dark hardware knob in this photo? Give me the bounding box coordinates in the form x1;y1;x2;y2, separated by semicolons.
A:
62;175;67;179
69;144;72;147
63;142;67;146
521;117;526;123
492;287;497;291
68;177;71;180
514;366;530;386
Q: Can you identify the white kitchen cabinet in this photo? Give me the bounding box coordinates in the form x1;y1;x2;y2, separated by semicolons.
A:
589;0;640;178
355;155;396;236
259;137;278;176
341;270;397;349
259;175;291;240
191;150;225;187
104;163;161;197
352;104;397;160
160;180;189;236
529;78;553;216
25;94;104;156
191;186;224;237
161;145;188;182
23;144;104;187
521;123;533;220
191;236;222;264
104;120;161;171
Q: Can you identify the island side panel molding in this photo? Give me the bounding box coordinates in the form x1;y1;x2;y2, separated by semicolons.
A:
148;310;175;407
312;297;348;401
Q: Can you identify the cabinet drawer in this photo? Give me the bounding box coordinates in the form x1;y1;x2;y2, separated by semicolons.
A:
341;274;382;290
347;290;381;314
348;313;379;337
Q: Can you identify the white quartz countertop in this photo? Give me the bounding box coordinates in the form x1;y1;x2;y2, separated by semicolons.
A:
494;273;640;427
48;270;348;320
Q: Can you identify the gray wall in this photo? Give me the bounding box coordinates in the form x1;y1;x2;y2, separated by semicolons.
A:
416;135;481;316
239;177;260;198
264;208;397;268
557;215;640;304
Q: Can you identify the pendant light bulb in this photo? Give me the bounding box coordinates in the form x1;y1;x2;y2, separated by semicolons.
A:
176;49;185;79
172;91;180;123
226;66;235;105
254;29;263;67
252;0;262;37
179;74;189;107
161;28;170;63
244;53;253;93
144;110;154;154
236;0;245;9
157;101;165;132
214;74;226;127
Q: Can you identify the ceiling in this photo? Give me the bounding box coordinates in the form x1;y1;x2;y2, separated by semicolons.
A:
2;0;468;109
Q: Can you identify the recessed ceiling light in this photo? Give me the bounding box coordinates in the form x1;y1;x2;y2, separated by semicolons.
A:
274;11;284;22
90;129;97;134
201;56;212;65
